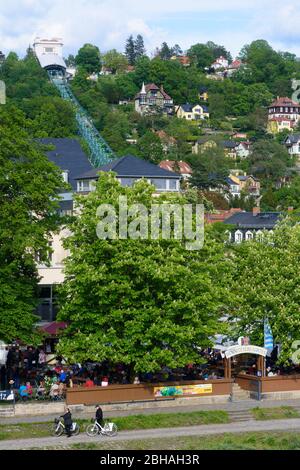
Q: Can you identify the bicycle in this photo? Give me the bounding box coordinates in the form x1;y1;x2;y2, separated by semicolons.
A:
51;417;80;437
85;419;118;437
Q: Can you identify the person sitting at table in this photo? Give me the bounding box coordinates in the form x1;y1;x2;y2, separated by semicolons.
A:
26;381;33;397
19;383;28;400
85;377;94;388
101;376;109;387
37;380;46;397
49;381;59;399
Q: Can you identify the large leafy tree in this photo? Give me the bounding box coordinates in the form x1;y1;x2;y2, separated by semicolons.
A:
187;43;214;70
102;50;128;74
75;44;102;73
57;173;230;376
229;220;300;363
136;130;164;164
0;106;65;343
249;140;293;183
189;147;231;190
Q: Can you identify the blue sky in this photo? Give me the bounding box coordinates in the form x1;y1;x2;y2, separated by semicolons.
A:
0;0;299;58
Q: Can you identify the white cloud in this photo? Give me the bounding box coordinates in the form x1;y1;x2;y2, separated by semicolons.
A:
0;0;299;56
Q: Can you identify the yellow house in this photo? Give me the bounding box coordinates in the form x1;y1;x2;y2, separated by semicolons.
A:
176;103;210;121
267;118;294;134
199;87;209;102
192;139;217;154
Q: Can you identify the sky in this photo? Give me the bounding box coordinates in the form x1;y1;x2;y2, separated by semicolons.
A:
0;0;300;58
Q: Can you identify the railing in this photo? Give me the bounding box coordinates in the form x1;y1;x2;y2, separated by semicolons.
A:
48;72;115;168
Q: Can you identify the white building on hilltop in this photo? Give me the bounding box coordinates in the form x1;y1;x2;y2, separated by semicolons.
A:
33;37;66;74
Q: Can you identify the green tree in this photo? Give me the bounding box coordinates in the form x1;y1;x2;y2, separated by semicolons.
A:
102;49;128;74
134;35;146;61
136;130;164;164
189;147;231;190
75;44;102;73
57;173;230;376
249;140;293;182
229;220;300;363
187;43;214;70
0;106;65;343
159;42;173;60
125;35;136;65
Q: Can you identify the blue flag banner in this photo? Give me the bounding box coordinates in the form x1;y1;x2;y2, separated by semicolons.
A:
264;318;274;351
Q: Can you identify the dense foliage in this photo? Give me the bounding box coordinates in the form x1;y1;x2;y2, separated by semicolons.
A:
0;106;65;343
0;51;77;137
57;173;231;374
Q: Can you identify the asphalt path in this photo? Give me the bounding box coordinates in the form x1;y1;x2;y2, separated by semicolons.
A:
1;418;300;449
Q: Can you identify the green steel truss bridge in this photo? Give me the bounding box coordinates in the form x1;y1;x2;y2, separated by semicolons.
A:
48;71;115;167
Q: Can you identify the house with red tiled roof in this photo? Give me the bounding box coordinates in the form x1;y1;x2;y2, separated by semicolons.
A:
159;160;192;179
268;97;300;133
226;59;244;77
170;55;191;67
135;82;174;116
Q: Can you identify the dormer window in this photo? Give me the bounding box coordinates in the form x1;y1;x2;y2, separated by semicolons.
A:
77;180;91;192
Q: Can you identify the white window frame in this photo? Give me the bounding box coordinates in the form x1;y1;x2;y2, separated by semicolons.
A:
235;230;243;243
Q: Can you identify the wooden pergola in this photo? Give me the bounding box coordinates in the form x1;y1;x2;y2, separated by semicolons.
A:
223;345;268;379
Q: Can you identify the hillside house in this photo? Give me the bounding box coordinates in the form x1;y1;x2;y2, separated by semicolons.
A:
176;103;209;121
159;160;192;180
225;208;281;243
135;82;174;116
268;97;300;134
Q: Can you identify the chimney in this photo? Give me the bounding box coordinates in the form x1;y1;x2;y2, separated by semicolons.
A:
253;207;260;216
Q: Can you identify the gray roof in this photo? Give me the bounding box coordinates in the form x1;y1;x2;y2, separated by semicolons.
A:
179;103;209;113
225;212;281;229
221;140;238;149
284;134;300;144
38;138;93;191
76;155;181;180
37;53;66;70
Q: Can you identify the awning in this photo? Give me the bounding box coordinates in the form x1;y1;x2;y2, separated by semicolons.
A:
39;322;68;336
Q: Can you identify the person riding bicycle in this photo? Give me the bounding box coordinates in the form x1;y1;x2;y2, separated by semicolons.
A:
60;407;73;437
95;405;104;427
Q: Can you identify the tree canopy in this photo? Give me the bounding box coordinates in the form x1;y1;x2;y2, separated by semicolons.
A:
0;106;65;343
57;173;230;375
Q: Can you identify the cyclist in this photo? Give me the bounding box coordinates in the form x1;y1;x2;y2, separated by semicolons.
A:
60;407;73;437
95;404;104;427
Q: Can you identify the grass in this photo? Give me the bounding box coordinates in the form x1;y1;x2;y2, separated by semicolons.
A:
111;410;229;430
0;410;228;441
28;432;300;450
251;406;300;421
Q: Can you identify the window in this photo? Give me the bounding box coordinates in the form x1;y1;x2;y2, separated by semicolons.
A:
77;180;91;192
62;170;69;183
150;178;167;191
36;285;59;322
120;178;139;187
235;231;243;243
168;179;178;191
45;47;54;53
246;231;253;241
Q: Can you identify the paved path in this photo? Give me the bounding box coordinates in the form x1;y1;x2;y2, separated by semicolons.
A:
1;398;300;424
1;418;300;449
